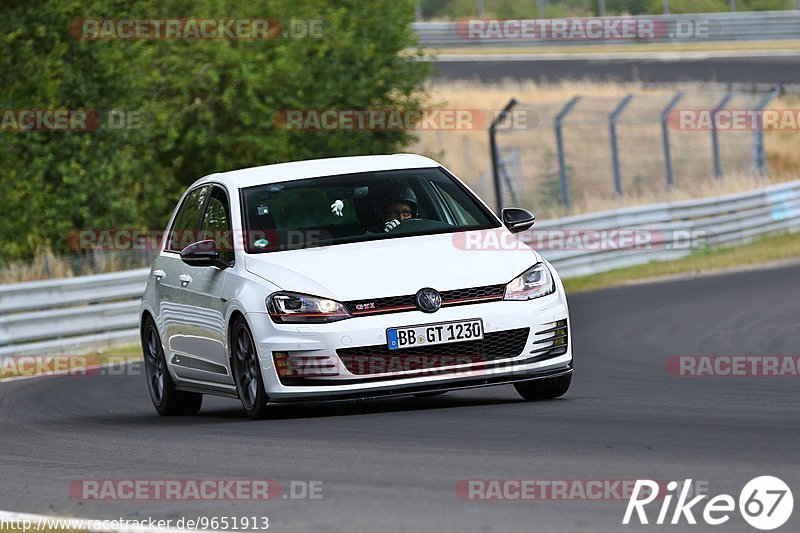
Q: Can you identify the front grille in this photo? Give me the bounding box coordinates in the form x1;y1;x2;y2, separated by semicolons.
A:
346;294;417;315
440;284;506;305
529;320;569;363
337;328;530;376
344;284;506;316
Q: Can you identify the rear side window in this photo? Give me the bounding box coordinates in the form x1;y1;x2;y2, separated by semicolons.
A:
167;186;210;252
200;186;234;264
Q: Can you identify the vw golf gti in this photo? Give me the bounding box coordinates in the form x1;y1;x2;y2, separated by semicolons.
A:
140;154;572;418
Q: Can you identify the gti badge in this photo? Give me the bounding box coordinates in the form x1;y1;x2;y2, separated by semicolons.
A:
416;288;442;313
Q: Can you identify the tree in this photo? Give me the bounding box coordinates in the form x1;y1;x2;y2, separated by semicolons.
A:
0;0;430;261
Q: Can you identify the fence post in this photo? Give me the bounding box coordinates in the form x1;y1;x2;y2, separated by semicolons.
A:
498;148;522;207
489;98;518;213
554;96;582;211
661;92;685;192
750;85;781;179
609;94;635;198
711;92;733;181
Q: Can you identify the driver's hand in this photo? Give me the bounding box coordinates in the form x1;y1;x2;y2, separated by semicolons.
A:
384;219;401;232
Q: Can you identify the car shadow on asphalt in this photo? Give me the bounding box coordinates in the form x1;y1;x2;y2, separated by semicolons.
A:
194;392;568;421
37;390;571;427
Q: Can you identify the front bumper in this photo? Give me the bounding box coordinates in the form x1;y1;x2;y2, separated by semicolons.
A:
248;292;571;401
267;363;573;404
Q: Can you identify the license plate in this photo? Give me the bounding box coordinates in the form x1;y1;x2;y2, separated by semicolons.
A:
387;319;484;351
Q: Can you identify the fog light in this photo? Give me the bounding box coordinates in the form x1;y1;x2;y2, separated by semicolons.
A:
273;352;297;378
273;352;340;378
549;320;568;348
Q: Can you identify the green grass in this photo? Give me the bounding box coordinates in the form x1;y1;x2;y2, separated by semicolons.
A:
563;231;800;293
104;344;142;357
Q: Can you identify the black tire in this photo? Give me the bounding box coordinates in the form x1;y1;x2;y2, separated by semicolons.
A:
141;317;203;416
514;373;572;401
230;316;270;419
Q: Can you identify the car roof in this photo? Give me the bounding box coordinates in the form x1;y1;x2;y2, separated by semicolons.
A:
193;154;441;191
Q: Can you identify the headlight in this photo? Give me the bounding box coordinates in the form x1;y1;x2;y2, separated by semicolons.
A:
504;263;556;301
267;292;352;323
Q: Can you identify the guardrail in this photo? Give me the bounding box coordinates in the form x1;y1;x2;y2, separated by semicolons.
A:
1;180;799;356
0;269;148;357
414;11;800;47
534;181;800;277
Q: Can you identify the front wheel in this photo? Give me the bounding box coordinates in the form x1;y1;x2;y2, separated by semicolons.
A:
141;317;202;416
514;373;572;401
231;317;270;419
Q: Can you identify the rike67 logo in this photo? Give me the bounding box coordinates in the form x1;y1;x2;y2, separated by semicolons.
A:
624;477;793;530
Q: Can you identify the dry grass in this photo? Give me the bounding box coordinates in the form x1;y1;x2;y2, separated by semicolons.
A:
0;244;77;284
563;231;800;293
0;246;152;284
411;80;800;218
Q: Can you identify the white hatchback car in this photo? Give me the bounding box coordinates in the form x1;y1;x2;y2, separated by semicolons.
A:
140;155;572;418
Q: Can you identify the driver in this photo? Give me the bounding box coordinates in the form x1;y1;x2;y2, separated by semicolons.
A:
381;186;419;232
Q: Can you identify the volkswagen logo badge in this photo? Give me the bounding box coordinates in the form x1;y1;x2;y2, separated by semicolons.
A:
415;288;442;313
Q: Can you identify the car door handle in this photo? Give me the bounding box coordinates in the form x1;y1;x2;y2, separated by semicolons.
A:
152;269;166;281
178;274;192;285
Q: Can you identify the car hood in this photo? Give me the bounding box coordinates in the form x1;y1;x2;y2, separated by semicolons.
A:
244;230;542;301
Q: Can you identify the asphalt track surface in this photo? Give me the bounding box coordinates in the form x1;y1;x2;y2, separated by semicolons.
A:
432;55;800;84
1;264;799;532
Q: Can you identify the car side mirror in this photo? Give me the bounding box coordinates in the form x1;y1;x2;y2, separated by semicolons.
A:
502;208;536;234
180;240;231;269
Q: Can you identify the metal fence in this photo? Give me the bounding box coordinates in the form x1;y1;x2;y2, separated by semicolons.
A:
490;86;783;213
1;179;799;356
0;269;147;357
414;10;800;47
533;179;800;276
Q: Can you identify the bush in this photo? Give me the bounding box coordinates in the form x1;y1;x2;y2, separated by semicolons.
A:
0;0;430;262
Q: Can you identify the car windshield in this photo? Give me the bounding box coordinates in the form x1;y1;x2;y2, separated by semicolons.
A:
241;167;500;253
